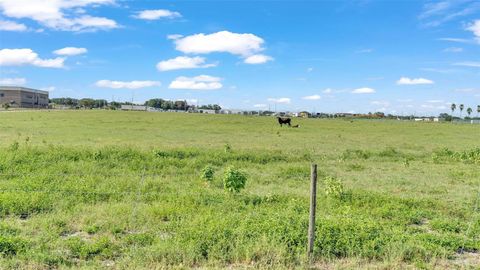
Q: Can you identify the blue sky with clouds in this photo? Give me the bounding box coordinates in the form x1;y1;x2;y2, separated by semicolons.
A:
0;0;479;115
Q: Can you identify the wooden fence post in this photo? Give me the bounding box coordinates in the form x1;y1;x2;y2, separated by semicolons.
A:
307;163;317;260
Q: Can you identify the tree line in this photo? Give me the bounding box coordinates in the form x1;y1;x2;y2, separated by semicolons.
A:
49;97;221;111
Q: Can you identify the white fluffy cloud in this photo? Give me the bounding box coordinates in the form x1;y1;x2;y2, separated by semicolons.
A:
0;19;27;31
53;47;87;56
351;87;375;94
302;94;321;100
396;77;434;85
267;97;291;104
95;80;160;89
0;0;118;32
156;56;216;71
172;31;273;64
253;104;267;108
169;75;222;90
174;31;264;56
244;54;273;64
134;9;181;20
467;20;480;42
322;88;333;94
0;48;65;68
0;77;26;85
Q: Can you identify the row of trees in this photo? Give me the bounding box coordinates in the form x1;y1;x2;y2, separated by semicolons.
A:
144;99;189;110
50;98;109;109
198;104;222;110
450;103;480;118
50;97;222;111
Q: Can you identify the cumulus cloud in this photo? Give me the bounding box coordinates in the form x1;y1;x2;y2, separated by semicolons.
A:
0;19;27;31
53;47;87;56
0;48;65;68
267;97;291;104
169;75;222;90
174;30;265;57
253;103;267;108
396;77;434;85
302;94;321;100
322;88;333;94
133;9;181;20
351;87;375;94
466;20;480;42
95;80;160;89
0;77;26;85
0;0;118;32
156;56;216;71
244;54;273;64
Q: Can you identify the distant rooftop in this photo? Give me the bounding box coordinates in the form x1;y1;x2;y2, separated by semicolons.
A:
0;86;49;95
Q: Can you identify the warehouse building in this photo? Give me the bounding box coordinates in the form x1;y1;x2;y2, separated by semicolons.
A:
0;86;49;108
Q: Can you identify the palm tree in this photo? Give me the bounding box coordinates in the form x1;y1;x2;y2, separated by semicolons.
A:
451;103;456;115
459;104;464;118
467;107;472;118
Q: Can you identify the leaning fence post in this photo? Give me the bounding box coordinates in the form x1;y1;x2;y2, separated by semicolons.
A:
307;163;317;261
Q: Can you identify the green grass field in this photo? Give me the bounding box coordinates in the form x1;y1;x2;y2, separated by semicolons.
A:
0;110;479;269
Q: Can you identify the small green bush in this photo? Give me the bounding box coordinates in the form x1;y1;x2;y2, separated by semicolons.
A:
224;143;232;153
201;165;214;182
324;176;344;198
223;166;247;193
0;235;25;256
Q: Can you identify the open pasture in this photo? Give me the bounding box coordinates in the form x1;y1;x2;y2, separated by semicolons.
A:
0;111;479;269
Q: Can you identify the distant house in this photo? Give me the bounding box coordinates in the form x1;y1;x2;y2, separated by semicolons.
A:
296;111;311;118
121;105;147;111
0;86;49;108
199;109;216;114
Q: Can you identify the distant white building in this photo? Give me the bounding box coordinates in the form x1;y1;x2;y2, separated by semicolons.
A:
199;109;216;114
221;109;244;115
121;105;146;111
147;107;162;112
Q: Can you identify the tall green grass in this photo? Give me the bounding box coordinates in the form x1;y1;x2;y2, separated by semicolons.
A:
0;111;478;268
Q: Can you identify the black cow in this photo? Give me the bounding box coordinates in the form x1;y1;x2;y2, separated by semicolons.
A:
277;117;291;127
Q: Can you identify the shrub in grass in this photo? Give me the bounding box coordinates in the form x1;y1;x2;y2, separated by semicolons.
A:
324;176;344;198
224;143;232;153
223;166;247;193
8;141;19;152
201;165;214;183
0;235;26;256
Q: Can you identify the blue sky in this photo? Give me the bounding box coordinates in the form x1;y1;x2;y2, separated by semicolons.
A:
0;0;479;115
